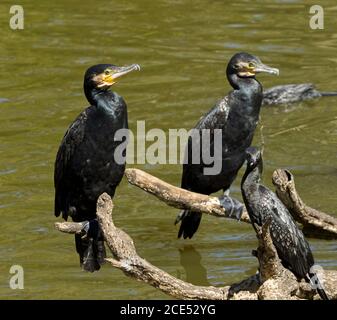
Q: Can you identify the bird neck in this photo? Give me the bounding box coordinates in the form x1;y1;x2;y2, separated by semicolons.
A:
227;74;263;122
241;164;261;194
227;73;261;92
85;87;121;117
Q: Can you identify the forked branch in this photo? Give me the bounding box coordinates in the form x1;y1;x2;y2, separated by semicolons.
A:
272;169;337;239
125;168;337;239
55;193;337;300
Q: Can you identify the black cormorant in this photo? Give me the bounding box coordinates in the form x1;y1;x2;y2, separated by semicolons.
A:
241;147;329;300
175;52;279;239
54;63;140;272
262;83;337;106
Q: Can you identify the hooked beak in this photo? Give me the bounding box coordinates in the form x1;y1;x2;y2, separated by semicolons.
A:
254;62;279;76
96;64;141;88
111;64;141;81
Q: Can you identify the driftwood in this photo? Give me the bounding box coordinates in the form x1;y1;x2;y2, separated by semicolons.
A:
54;167;337;299
55;193;337;300
55;221;86;234
125;168;251;223
125;168;337;239
272;169;337;239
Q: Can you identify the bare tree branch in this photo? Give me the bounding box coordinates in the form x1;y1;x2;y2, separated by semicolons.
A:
254;219;284;280
125;168;251;223
55;193;337;300
272;169;337;239
55;221;86;234
95;193;255;300
125;168;337;239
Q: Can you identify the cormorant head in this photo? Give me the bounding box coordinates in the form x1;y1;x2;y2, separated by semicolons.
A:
227;52;279;79
245;146;263;174
84;63;140;99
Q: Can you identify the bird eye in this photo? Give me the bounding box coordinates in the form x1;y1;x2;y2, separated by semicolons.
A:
104;70;110;75
248;62;255;68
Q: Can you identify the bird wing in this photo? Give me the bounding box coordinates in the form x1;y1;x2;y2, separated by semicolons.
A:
258;185;314;278
195;95;231;130
54;108;89;219
181;96;231;190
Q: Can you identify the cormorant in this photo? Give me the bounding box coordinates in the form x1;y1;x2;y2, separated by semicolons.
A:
262;83;337;106
54;63;140;272
241;147;329;300
175;52;279;239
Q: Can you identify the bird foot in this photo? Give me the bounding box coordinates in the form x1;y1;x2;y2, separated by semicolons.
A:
79;219;101;240
218;195;244;221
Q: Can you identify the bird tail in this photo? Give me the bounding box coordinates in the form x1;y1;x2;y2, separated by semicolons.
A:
307;272;329;300
75;234;106;272
317;287;329;301
175;210;202;239
320;91;337;97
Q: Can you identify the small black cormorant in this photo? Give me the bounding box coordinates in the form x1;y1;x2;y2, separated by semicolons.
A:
54;63;140;272
241;147;329;300
175;52;279;239
262;83;337;106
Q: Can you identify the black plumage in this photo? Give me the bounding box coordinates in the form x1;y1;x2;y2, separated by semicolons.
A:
175;52;279;239
241;147;329;300
54;63;140;272
262;83;337;106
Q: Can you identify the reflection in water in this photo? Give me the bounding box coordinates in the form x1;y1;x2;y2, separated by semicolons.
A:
179;245;210;286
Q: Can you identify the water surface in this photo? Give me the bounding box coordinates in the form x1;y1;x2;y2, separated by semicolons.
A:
0;0;336;299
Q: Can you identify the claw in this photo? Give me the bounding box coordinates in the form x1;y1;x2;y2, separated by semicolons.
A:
81;233;88;240
79;219;101;240
81;221;90;233
219;195;244;221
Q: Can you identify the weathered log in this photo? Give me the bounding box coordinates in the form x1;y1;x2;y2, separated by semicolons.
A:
125;168;250;223
55;193;337;300
55;221;86;234
272;169;337;239
125;168;337;239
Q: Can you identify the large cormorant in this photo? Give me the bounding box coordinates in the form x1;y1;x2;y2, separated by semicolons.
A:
175;52;279;239
241;147;329;300
262;83;337;106
54;63;140;272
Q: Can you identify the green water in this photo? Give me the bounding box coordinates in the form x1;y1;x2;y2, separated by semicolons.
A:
0;0;336;299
